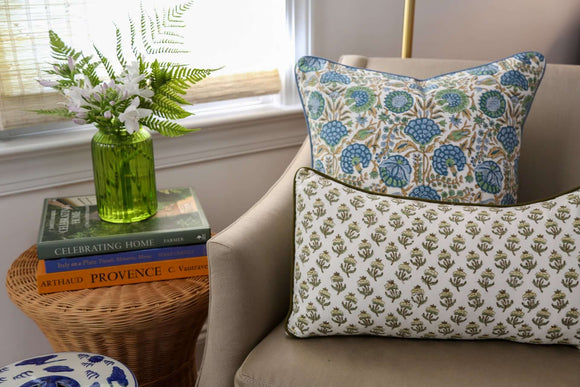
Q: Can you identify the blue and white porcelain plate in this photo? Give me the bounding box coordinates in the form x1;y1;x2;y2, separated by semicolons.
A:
0;352;137;386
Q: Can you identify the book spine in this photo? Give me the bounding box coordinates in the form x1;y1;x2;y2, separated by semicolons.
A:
37;256;208;294
43;244;207;273
37;227;211;260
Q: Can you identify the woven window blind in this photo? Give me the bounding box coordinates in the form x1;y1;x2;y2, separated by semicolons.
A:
0;0;283;132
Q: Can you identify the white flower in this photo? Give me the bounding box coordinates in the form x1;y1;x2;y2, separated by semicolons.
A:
118;97;152;132
67;56;76;72
119;62;154;99
64;86;85;112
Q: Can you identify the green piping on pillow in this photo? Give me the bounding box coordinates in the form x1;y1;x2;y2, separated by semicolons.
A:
286;167;580;347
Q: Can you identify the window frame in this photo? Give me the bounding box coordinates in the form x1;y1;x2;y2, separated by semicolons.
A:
0;0;311;197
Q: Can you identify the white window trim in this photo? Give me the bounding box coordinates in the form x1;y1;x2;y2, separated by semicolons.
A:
0;0;311;197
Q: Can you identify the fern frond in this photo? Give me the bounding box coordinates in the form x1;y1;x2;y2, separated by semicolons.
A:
129;17;137;49
77;56;94;68
154;64;216;84
114;24;127;68
157;84;190;105
80;60;102;87
153;10;181;40
167;1;193;24
156;29;184;39
141;116;198;137
151;94;192;118
148;12;157;43
93;45;116;79
139;3;151;50
154;38;184;46
148;63;217;108
146;47;188;56
172;67;217;83
154;10;163;36
161;80;187;95
151;94;191;113
158;8;183;38
139;1;193;56
148;60;165;90
128;17;142;62
33;107;76;118
48;30;82;61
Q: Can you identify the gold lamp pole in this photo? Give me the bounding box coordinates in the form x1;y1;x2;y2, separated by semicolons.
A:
401;0;415;58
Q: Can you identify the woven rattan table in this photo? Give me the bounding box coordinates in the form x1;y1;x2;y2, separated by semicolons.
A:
5;245;210;387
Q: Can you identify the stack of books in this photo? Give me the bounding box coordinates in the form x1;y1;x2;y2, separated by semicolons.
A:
36;187;211;294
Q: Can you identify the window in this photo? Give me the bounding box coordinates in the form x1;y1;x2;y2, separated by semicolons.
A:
0;0;305;135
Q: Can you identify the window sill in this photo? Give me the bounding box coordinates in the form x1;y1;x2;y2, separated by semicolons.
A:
0;104;306;197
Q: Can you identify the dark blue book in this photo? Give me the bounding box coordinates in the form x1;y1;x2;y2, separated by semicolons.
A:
43;244;207;273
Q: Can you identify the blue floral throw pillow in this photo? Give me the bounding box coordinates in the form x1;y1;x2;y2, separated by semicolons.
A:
296;52;546;204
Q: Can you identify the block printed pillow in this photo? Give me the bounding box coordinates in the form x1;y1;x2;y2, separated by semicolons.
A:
286;168;580;346
296;52;546;205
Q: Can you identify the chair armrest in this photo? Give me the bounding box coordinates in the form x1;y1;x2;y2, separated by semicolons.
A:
197;139;311;387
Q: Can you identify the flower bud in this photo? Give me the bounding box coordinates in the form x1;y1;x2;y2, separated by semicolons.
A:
38;79;58;87
67;57;75;72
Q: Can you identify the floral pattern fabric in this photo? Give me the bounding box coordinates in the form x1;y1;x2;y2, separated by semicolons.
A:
296;52;546;204
286;168;580;346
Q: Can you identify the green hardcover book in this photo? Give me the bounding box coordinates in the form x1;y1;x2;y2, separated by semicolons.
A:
37;187;211;260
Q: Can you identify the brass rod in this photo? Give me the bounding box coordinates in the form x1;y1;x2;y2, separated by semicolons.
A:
401;0;415;58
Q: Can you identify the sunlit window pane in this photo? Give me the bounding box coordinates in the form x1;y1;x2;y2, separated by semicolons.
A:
0;0;286;131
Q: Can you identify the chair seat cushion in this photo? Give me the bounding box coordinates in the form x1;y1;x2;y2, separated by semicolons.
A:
235;323;580;387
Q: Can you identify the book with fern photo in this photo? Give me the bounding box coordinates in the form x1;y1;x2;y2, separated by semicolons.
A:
37;187;211;260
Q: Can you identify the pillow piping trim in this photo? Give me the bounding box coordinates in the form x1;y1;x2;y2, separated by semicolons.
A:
295;52;547;194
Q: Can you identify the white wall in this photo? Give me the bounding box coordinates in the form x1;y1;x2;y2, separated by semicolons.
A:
2;0;580;367
0;145;301;365
312;0;580;64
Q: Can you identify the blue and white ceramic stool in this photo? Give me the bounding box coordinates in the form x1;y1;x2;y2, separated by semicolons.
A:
0;352;137;387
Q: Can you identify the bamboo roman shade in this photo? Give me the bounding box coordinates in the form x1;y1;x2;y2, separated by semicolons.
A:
0;0;283;132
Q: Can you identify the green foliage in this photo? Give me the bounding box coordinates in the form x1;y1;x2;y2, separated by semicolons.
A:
36;0;218;137
34;108;76;118
121;0;218;136
48;30;82;62
45;31;101;90
93;45;116;80
142;116;199;137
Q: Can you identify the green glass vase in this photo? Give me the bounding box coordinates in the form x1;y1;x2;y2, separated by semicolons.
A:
91;127;158;223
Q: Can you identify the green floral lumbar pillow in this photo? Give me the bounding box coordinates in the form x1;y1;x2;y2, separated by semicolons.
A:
286;168;580;346
295;52;546;205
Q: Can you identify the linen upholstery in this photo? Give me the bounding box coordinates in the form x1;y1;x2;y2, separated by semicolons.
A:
235;323;580;387
197;58;580;387
197;140;311;387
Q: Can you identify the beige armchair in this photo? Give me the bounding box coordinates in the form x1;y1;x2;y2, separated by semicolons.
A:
197;57;580;387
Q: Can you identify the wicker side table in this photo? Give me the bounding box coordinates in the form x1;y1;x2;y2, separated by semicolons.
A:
5;245;209;387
